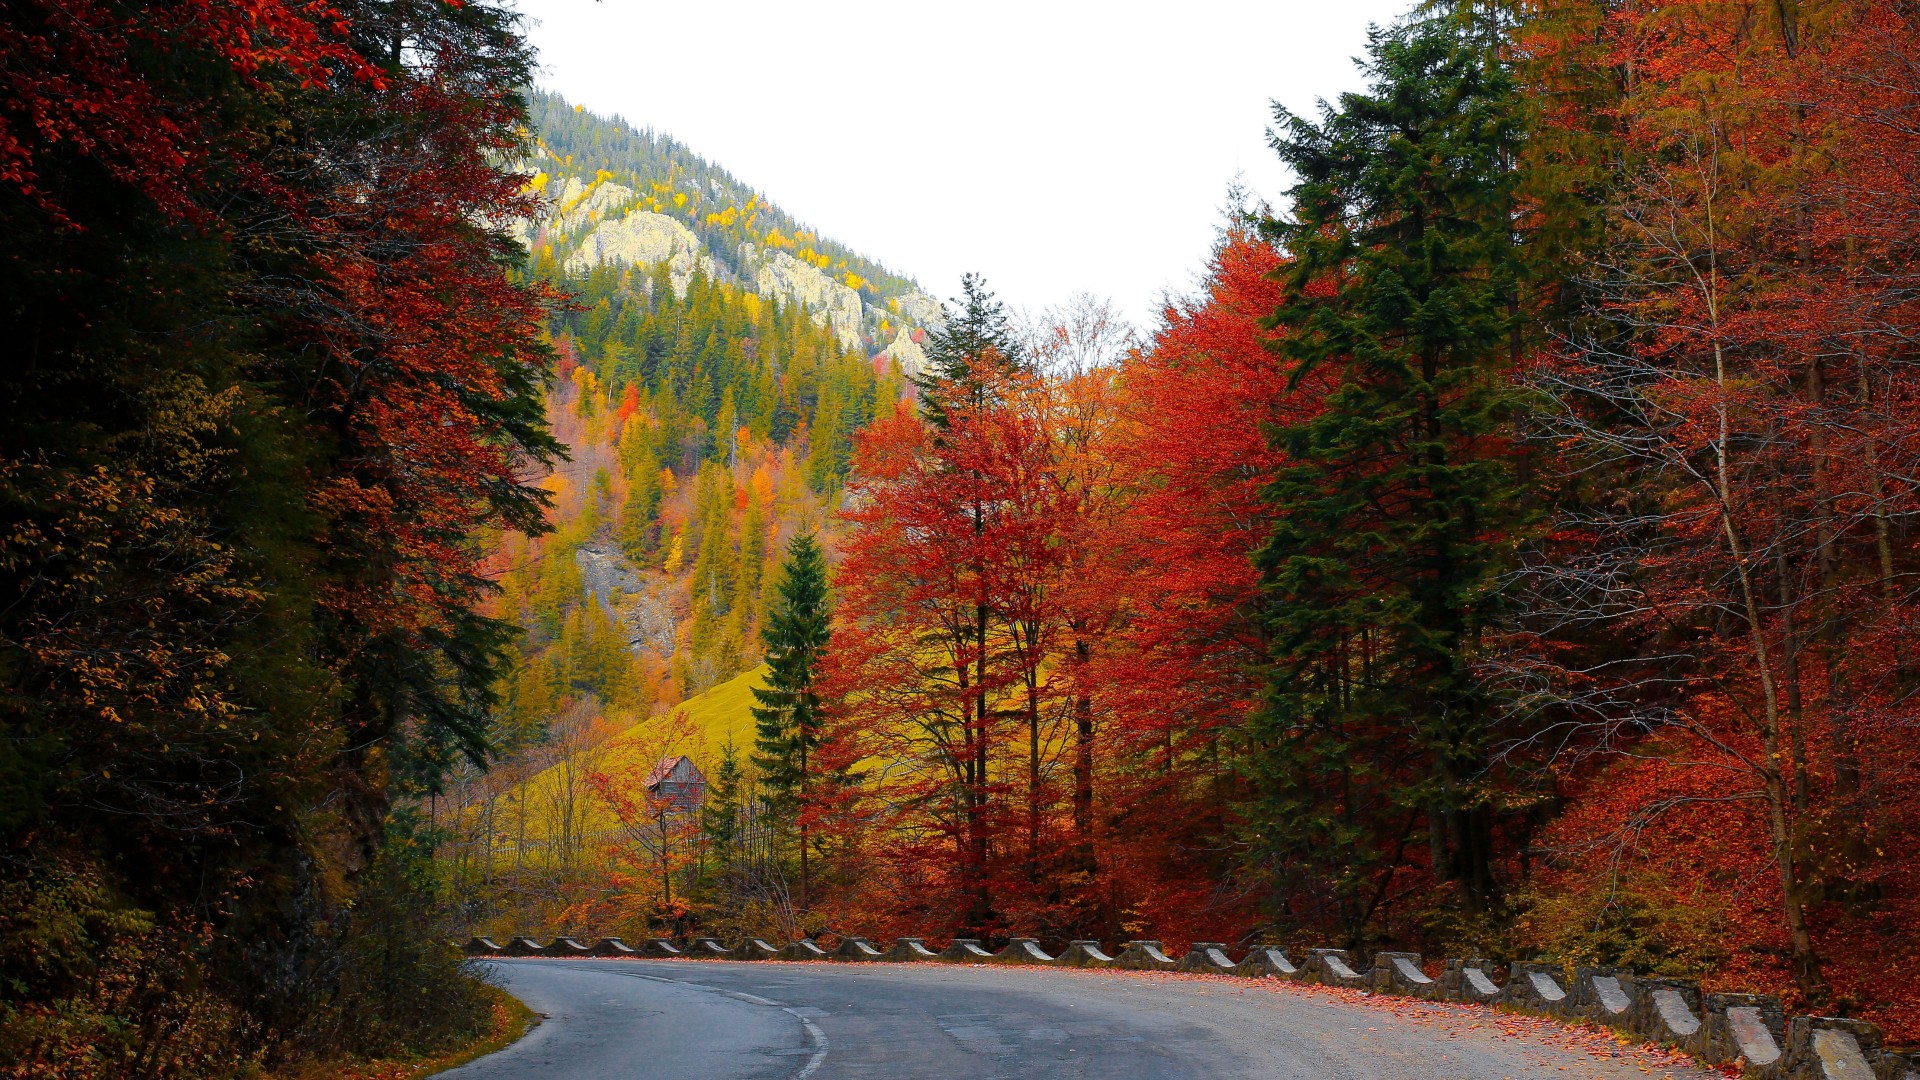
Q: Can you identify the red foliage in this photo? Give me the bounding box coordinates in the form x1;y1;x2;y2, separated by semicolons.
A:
0;0;377;225
1517;0;1920;1036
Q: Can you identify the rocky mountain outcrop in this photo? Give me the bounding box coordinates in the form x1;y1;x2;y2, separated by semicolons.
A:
754;249;866;349
535;177;716;298
521;167;944;371
575;543;676;658
877;325;929;374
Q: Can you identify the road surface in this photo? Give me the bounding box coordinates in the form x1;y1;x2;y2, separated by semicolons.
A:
443;958;1715;1079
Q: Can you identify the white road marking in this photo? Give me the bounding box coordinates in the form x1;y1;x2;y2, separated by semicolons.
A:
784;1008;830;1079
611;968;826;1077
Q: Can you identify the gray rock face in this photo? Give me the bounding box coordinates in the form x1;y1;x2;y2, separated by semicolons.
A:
877;324;929;375
754;250;866;349
520;177;716;298
518;170;943;360
575;544;675;658
893;290;945;329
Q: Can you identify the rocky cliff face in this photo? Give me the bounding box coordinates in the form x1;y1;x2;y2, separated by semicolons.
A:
522;170;943;371
575;543;677;658
753;249;867;348
877;325;930;374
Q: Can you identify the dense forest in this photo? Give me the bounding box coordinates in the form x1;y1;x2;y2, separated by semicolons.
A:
500;0;1918;1043
1;0;558;1075
5;0;1920;1075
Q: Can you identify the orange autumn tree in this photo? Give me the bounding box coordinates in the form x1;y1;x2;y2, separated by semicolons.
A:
1512;0;1920;1034
1078;226;1308;940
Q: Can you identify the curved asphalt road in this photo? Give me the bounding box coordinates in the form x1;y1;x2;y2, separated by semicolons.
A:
445;958;1716;1080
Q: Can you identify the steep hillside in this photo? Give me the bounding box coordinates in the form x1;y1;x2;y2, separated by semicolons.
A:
522;92;940;373
442;98;932;899
494;665;768;860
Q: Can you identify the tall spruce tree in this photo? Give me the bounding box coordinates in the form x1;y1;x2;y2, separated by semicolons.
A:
751;531;832;908
1249;12;1536;937
914;272;1022;428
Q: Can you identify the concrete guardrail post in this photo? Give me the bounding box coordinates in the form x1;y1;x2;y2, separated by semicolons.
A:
729;937;782;960
832;936;885;961
1372;951;1439;998
463;937;503;956
1629;976;1706;1053
1569;965;1636;1029
539;937;592;957
1695;991;1786;1077
683;937;731;958
1304;947;1369;989
1784;1016;1887;1080
501;936;544;957
1503;960;1575;1018
882;937;940;961
1113;940;1179;971
990;937;1056;965
1236;946;1302;980
587;937;638;957
939;938;995;962
777;939;828;961
1441;958;1504;1003
1053;940;1116;968
1175;942;1238;974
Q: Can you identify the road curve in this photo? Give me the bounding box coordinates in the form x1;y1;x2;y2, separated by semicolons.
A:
445;958;1717;1080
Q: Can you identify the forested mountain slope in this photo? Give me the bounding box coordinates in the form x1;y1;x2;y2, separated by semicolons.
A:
435;97;926;932
522;92;941;371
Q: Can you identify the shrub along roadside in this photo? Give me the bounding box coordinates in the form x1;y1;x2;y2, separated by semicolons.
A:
266;984;535;1080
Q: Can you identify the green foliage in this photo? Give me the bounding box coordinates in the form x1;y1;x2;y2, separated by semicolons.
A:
550;265;884;491
751;533;833;818
1247;12;1539;936
292;815;493;1060
914;272;1022;429
701;741;747;858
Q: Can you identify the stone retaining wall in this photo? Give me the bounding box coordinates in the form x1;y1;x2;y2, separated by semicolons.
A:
458;934;1915;1079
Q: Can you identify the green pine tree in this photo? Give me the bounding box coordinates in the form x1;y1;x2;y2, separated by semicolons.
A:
750;531;832;908
914;272;1021;429
1248;11;1537;934
701;740;746;860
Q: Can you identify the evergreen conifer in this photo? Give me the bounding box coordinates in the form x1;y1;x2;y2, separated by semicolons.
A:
1249;11;1537;929
915;272;1022;428
750;531;832;907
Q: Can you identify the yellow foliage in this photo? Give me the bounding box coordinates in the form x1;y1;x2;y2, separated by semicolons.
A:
663;530;685;574
595;169;614;184
843;272;866;291
672;192;687;209
502;667;770;851
526;171;550;193
814;252;831;270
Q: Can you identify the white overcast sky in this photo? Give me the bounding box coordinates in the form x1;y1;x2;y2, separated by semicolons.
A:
509;0;1417;330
